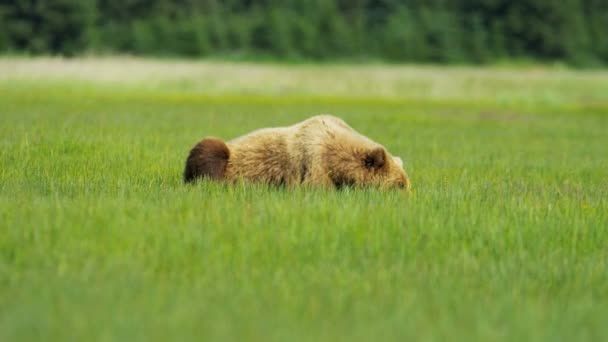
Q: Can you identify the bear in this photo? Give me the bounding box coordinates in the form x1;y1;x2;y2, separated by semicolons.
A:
184;115;410;190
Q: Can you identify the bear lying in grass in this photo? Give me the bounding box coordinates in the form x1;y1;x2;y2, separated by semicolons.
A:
184;115;410;190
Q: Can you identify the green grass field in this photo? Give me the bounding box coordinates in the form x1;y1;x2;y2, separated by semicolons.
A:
1;58;607;341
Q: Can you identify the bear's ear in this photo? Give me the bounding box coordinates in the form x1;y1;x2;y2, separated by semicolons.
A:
364;147;386;169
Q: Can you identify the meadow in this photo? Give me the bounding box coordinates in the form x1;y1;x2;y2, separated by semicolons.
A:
1;57;607;341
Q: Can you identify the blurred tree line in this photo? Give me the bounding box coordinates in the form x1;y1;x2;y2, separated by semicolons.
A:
0;0;607;66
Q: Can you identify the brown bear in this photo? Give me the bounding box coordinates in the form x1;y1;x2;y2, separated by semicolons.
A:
184;115;410;190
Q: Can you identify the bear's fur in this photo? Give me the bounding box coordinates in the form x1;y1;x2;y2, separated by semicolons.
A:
184;115;410;190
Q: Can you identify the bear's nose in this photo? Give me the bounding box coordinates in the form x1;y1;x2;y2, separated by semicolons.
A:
401;176;411;191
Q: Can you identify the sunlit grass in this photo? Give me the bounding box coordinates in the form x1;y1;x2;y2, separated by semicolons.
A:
0;58;607;341
2;56;608;105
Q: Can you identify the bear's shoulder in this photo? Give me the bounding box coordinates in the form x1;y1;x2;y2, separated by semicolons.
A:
296;115;352;131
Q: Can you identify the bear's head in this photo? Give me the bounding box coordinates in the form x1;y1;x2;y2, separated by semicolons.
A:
329;145;410;191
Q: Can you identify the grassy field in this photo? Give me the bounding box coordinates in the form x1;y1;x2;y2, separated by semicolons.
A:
1;57;607;341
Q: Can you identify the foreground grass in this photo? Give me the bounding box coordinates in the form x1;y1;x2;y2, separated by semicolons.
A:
1;58;607;341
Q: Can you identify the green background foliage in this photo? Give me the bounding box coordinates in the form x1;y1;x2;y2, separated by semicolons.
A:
0;0;607;66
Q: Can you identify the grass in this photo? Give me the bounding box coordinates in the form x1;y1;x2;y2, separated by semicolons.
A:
1;57;607;341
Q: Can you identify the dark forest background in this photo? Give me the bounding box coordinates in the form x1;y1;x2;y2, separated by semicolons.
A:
0;0;607;66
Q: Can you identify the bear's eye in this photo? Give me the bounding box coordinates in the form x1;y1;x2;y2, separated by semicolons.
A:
397;181;405;189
